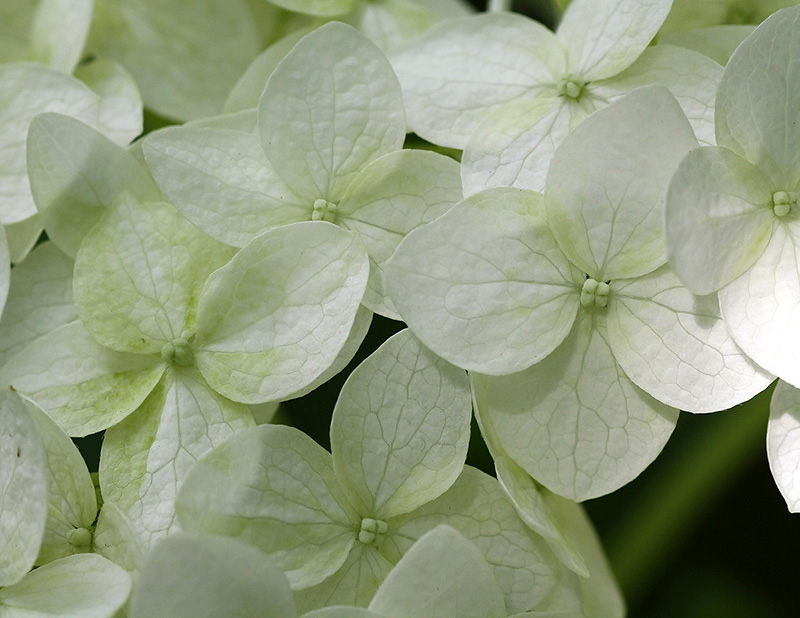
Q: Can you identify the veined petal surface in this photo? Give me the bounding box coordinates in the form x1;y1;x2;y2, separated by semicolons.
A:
386;188;580;375
258;22;405;202
767;380;800;512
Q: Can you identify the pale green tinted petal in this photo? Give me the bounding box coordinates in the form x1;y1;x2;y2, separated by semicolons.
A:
474;406;589;577
224;29;309;114
195;222;369;403
720;222;800;387
93;503;144;574
386;188;580;374
0;321;166;436
0;224;8;311
268;0;358;16
88;0;260;120
369;526;506;618
767;380;800;512
715;6;800;186
0;553;130;617
250;400;280;425
666;146;775;294
608;264;772;412
259;22;405;201
659;25;755;66
350;0;437;54
30;0;93;72
27;113;161;259
385;467;563;615
0;1;35;39
461;97;571;196
592;45;722;147
546;86;697;281
473;312;678;501
296;543;394;612
391;13;565;148
338;149;462;318
0;242;74;367
74;197;234;354
184;109;258;133
6;215;42;263
0;389;47;587
23;399;97;566
176;424;358;589
74;59;144;146
130;535;296;618
100;368;254;548
288;304;372;400
556;0;671;81
331;330;471;519
143;127;309;248
536;497;625;618
0;63;99;224
302;609;386;618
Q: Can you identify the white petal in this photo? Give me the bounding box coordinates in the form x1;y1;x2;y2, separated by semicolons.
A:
767;380;800;512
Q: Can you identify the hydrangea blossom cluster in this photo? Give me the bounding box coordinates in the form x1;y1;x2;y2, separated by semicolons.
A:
0;0;799;615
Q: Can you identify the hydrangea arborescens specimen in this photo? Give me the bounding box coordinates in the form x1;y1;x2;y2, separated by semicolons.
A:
0;197;369;546
666;6;800;389
143;21;462;319
387;87;771;500
392;0;722;191
176;330;574;613
0;389;131;618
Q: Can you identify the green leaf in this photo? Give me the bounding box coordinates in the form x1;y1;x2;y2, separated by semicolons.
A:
391;12;565;148
331;329;471;519
0;242;73;369
607;264;773;412
100;368;254;548
0;63;99;224
88;0;260;120
194;222;369;403
386;188;580;375
555;0;672;82
74;59;144;146
472;312;678;501
143;127;308;248
715;5;800;187
338;149;462;318
665;146;774;295
27;113;161;259
369;526;507;618
74;197;234;355
767;380;800;512
258;22;405;201
176;424;359;589
0;388;47;587
30;0;93;73
545;86;698;281
0;553;130;617
23;399;97;566
384;467;566;615
130;535;296;618
0;321;166;437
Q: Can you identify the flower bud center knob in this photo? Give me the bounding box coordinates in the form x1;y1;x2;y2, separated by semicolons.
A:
67;527;93;550
558;74;586;100
358;517;388;546
312;198;339;223
161;336;194;366
580;277;610;308
772;191;796;217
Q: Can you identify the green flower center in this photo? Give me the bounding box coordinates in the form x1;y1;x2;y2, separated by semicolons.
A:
580;277;610;308
67;527;93;550
558;74;586;100
772;191;796;217
358;517;388;547
161;336;194;366
312;198;339;223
